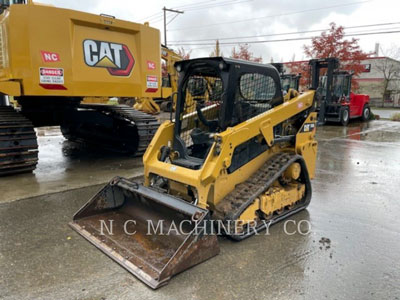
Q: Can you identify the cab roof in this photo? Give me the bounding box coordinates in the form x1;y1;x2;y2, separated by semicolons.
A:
174;57;279;75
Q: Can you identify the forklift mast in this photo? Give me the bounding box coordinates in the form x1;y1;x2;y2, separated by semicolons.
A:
309;58;340;125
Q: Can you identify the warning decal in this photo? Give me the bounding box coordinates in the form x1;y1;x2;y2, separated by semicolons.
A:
301;123;315;133
146;75;158;88
39;68;64;84
145;75;158;93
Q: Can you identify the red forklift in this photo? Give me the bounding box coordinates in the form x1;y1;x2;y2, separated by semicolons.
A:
309;58;370;126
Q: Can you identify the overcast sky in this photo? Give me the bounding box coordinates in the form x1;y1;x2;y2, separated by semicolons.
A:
38;0;399;62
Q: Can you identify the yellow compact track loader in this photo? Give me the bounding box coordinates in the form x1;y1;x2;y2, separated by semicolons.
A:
71;58;318;289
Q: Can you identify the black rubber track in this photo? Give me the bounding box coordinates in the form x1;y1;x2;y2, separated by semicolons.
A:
213;152;312;240
0;106;38;176
62;104;160;156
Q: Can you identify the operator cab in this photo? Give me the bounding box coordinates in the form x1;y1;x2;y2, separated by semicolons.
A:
170;57;283;170
332;72;351;101
320;71;351;103
0;0;25;7
281;74;301;92
0;1;26;15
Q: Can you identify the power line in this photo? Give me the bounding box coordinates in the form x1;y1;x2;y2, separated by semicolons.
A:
137;0;236;22
146;14;177;26
169;30;400;48
172;0;223;10
137;11;162;22
149;10;187;24
183;0;253;11
166;13;181;25
163;7;184;46
169;21;400;43
168;0;372;32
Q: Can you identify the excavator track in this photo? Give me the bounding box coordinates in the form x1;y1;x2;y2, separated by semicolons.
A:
63;104;160;155
213;152;312;240
0;106;38;176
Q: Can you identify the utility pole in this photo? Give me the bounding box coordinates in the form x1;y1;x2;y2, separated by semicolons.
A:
162;7;183;47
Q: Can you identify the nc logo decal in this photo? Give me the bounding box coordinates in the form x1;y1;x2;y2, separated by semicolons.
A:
83;39;134;76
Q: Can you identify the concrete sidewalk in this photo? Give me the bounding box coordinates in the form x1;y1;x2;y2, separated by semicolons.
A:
372;108;400;119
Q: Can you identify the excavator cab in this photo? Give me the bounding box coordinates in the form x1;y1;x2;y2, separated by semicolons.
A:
0;0;25;14
281;74;301;92
0;0;25;7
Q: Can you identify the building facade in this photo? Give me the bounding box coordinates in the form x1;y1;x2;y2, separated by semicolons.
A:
356;57;400;107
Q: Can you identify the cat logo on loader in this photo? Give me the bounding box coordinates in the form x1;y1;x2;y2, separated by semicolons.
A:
83;39;135;76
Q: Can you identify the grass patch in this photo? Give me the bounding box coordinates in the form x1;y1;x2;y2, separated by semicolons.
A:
369;111;379;120
390;113;400;121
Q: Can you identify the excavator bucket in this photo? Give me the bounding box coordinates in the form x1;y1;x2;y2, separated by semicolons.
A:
70;177;219;289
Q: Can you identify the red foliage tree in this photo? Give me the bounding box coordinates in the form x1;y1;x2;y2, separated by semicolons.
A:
162;62;168;78
231;44;262;63
176;47;191;60
303;22;369;89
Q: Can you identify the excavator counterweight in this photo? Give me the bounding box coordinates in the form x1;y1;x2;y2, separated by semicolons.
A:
0;1;162;175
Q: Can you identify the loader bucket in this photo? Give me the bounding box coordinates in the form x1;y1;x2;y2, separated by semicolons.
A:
70;177;219;289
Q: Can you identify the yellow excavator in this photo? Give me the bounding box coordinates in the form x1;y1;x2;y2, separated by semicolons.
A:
158;45;183;112
71;57;319;289
93;45;184;115
82;46;182;114
0;1;163;175
132;45;183;114
271;62;302;102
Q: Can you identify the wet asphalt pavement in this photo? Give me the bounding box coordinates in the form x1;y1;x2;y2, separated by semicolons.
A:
0;127;144;203
1;120;400;300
